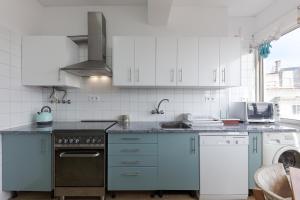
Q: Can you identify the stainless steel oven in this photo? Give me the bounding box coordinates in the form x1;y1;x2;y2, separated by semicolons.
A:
54;131;106;200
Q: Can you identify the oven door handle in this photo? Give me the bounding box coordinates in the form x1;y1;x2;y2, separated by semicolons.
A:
59;152;100;158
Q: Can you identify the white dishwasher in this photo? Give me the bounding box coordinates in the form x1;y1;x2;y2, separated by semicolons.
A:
199;133;249;200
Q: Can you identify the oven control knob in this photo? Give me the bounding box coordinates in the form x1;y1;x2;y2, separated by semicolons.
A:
92;138;96;144
97;139;102;144
57;139;63;144
75;139;80;144
86;138;91;144
64;139;68;144
69;138;74;144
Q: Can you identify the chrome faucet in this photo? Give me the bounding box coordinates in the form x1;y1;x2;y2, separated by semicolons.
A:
151;99;170;114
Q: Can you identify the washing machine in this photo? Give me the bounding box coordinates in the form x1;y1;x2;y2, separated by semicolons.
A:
263;132;300;171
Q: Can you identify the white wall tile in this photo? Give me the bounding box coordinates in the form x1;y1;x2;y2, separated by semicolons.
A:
0;27;43;131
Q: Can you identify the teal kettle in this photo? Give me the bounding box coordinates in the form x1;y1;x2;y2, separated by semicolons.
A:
36;106;53;125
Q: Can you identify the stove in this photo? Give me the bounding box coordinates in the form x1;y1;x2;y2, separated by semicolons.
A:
53;121;117;200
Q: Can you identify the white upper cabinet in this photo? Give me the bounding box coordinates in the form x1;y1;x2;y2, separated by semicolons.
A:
112;36;134;86
112;36;241;88
220;37;241;87
112;36;156;86
22;36;81;88
156;37;177;86
134;37;156;86
177;37;199;86
198;37;220;87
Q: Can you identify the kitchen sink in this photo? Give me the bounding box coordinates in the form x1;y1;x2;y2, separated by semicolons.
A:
160;122;191;129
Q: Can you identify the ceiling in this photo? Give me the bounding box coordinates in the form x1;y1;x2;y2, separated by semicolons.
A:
38;0;276;17
38;0;147;6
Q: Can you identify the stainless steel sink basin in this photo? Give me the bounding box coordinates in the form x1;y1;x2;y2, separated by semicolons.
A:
160;122;191;129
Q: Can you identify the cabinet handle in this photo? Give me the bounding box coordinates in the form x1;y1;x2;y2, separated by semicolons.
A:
213;69;217;82
135;69;140;82
191;137;196;154
121;172;141;177
170;69;175;82
121;161;140;165
58;68;61;81
120;149;140;153
253;136;258;153
129;68;132;82
178;69;183;82
221;68;226;83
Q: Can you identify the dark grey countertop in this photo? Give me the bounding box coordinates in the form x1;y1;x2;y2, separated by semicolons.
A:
0;121;117;134
107;121;298;134
0;121;298;135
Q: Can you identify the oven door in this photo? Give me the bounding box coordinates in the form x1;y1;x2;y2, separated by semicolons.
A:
55;149;104;187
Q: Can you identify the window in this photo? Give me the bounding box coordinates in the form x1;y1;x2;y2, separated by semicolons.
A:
263;28;300;120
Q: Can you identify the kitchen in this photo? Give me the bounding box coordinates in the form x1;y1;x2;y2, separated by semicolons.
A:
1;0;300;200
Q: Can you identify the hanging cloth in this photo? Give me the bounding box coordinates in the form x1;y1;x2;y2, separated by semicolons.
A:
258;41;272;58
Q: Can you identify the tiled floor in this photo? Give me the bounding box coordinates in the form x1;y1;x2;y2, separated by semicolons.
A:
11;192;255;200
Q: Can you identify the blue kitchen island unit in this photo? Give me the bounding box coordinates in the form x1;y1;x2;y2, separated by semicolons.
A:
2;133;52;191
107;133;199;191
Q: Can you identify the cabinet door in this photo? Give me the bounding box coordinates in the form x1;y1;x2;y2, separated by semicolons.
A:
220;37;241;87
248;132;262;189
134;37;156;86
198;37;220;87
112;36;134;86
158;134;199;190
156;37;177;86
2;134;52;191
22;36;80;88
177;37;199;86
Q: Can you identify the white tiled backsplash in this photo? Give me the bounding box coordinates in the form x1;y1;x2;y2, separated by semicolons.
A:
43;44;255;122
0;26;43;130
0;29;255;125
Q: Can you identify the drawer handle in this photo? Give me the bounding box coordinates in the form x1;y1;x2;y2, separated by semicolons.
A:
121;172;141;177
120;149;140;153
121;138;140;141
121;161;140;165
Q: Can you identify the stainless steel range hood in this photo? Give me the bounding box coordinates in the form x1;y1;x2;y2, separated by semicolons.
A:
61;12;112;77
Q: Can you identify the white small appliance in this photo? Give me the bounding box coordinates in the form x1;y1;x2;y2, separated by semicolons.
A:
229;102;280;123
199;132;249;200
263;132;300;171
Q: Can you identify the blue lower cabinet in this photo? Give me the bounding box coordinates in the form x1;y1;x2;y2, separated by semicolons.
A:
107;133;199;191
108;155;157;167
2;134;52;191
158;133;199;190
107;133;158;191
108;167;157;190
108;144;157;155
248;132;262;189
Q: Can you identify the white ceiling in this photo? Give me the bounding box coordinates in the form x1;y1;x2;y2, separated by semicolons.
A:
38;0;276;17
38;0;147;6
173;0;276;17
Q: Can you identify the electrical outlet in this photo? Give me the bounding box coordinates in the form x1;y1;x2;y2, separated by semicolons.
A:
88;95;101;102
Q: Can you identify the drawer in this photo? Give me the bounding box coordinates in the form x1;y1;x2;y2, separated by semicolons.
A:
108;134;157;144
108;155;157;167
108;144;157;155
108;167;157;191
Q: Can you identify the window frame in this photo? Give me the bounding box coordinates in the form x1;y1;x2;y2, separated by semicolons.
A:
258;26;300;123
